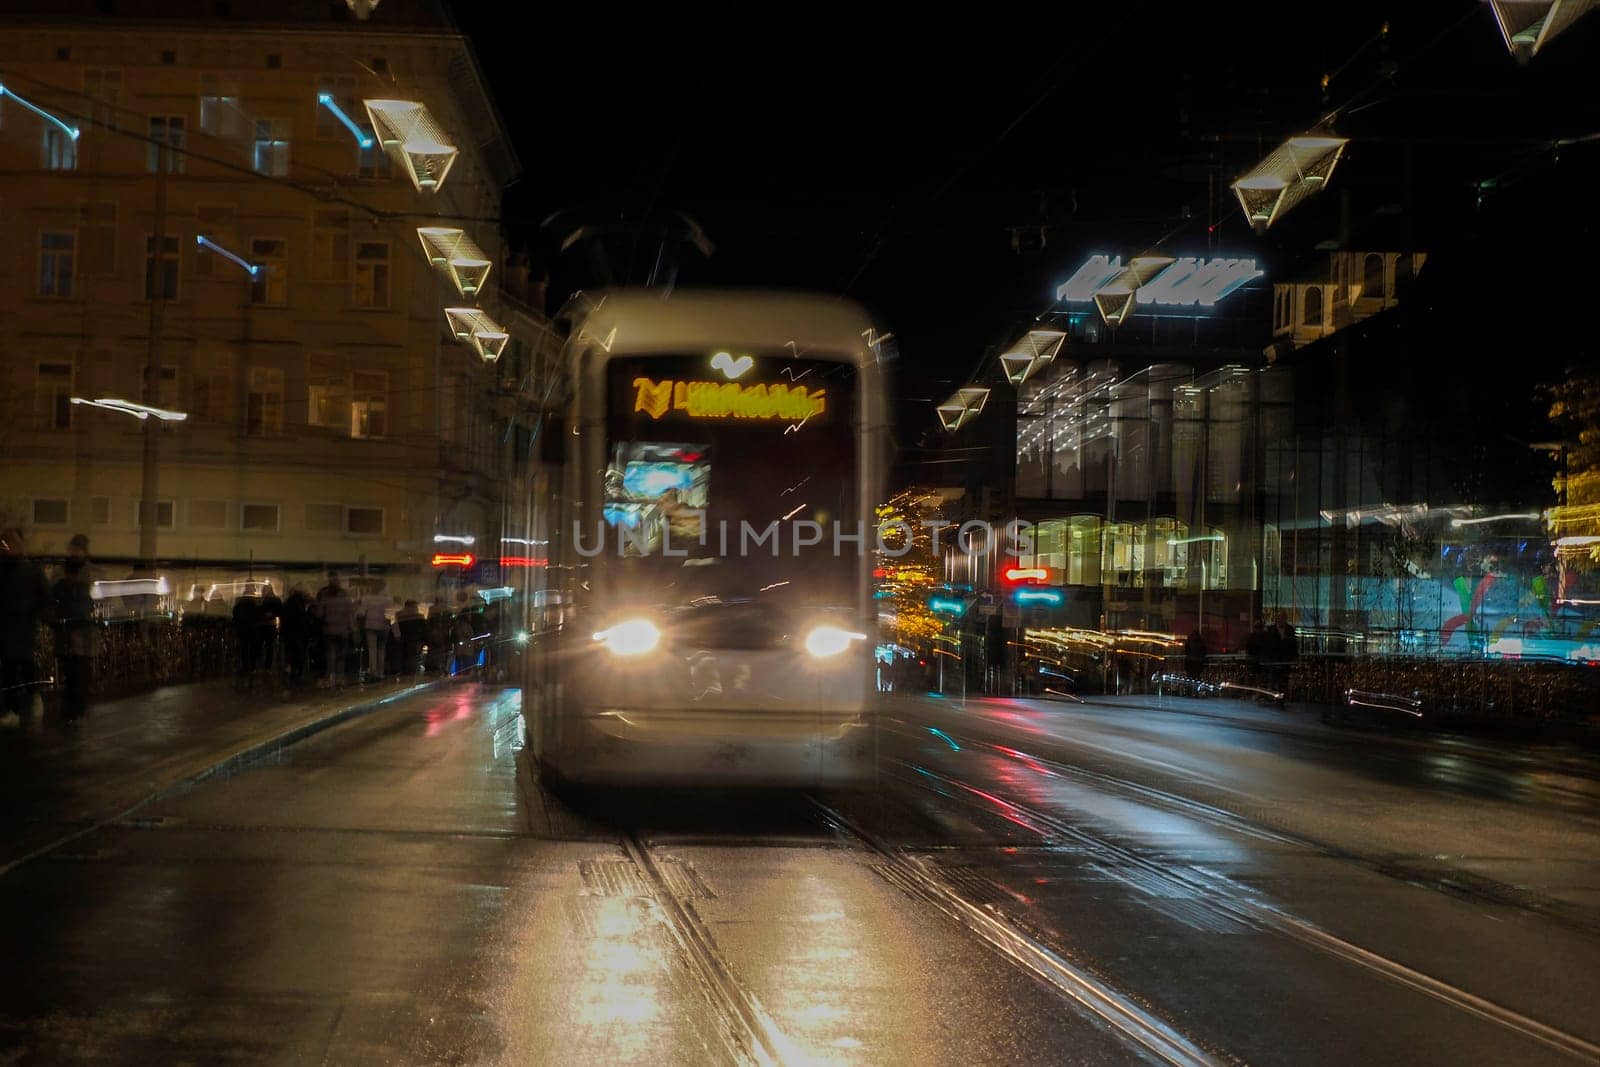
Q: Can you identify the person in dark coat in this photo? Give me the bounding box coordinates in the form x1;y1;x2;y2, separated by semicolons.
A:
1183;629;1208;682
258;583;283;682
281;585;312;689
1272;615;1297;693
50;534;96;724
425;598;453;675
396;600;426;677
1;528;51;728
232;585;264;687
1245;621;1269;684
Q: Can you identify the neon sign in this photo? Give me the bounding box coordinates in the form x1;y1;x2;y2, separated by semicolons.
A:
431;552;474;567
1056;255;1262;311
632;378;826;421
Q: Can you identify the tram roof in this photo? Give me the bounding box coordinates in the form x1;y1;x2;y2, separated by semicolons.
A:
563;288;880;366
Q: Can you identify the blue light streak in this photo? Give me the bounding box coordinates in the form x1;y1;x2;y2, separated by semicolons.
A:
927;727;961;752
316;92;375;148
1015;589;1064;606
0;84;81;140
195;234;260;278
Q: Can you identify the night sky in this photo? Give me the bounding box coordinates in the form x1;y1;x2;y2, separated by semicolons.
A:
453;4;1597;444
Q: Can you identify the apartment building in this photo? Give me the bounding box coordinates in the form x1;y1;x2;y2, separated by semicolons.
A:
0;1;531;603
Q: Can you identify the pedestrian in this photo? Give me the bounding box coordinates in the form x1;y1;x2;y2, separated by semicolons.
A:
258;581;283;683
396;599;426;677
232;584;263;688
1273;614;1297;694
1245;620;1268;685
50;534;96;725
318;577;356;687
1183;628;1208;683
425;597;453;675
356;579;393;683
281;584;312;689
1;528;51;728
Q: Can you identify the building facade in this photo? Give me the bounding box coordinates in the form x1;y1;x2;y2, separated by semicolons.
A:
0;2;539;606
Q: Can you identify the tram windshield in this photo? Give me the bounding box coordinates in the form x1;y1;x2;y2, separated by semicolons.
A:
602;353;859;608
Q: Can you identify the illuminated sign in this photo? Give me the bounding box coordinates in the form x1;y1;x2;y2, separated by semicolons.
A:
1003;567;1051;583
632;378;826;421
1056;255;1262;316
1015;588;1063;606
431;552;474;567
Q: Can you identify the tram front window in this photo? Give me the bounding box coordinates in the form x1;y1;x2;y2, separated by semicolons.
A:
601;354;859;613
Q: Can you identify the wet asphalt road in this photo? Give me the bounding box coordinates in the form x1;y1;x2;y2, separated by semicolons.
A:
2;686;1598;1065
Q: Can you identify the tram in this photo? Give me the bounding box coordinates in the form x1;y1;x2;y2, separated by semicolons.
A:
519;289;889;788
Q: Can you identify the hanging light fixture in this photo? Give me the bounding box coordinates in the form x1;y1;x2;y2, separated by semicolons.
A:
1487;0;1597;63
936;387;991;432
444;307;509;362
362;99;459;192
1093;255;1174;326
1231;132;1348;234
999;329;1066;385
417;227;491;296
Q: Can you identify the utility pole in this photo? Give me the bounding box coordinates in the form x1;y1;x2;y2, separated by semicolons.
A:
138;136;168;573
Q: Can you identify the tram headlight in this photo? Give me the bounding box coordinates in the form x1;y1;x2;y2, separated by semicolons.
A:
593;618;661;656
804;625;867;658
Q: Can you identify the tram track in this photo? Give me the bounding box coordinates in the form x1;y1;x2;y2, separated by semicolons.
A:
891;759;1600;1063
889;719;1600;939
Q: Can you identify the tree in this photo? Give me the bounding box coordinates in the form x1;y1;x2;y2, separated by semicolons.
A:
1544;371;1600;572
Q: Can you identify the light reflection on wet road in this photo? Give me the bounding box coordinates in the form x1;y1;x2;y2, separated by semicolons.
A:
1;684;1597;1064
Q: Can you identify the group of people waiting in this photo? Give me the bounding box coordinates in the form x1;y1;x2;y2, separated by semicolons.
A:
1;528;97;728
227;574;493;690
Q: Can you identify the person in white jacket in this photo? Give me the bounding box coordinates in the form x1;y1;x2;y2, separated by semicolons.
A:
356;580;394;683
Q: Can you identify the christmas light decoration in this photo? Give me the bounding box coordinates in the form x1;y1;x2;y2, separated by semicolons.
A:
71;397;188;421
999;329;1066;385
417;227;491;296
1094;256;1174;326
936;387;991;432
1488;0;1597;64
316;93;374;148
196;234;260;277
0;83;80;141
443;307;509;362
1231;133;1348;233
362;99;458;192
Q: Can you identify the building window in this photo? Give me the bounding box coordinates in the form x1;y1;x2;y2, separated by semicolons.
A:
353;241;389;308
91;497;111;525
308;380;348;430
346;507;383;536
315;75;358;141
38;231;75;297
1362;253;1385;299
145;235;179;300
189;498;228;528
158;365;180;410
249;238;287;305
358;139;391;179
240;503;280;532
37;362;73;429
148;116;186;173
305;503;343;532
311;210;348;281
79;204;116;275
194;368;231;422
245;367;284;436
199;75;243;138
350;371;387;439
194;204;237;277
136;500;176;529
42;126;76;170
83;68;121;124
1302;286;1323;328
33;499;69;526
252;119;290;176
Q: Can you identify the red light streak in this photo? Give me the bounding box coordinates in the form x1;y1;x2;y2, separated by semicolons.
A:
499;556;548;568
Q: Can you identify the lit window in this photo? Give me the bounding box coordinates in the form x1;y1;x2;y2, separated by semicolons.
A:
37;362;73;429
241;503;280;532
33;499;69;526
1302;286;1323;328
144;235;179;300
147;115;185;173
42;126;75;170
252;119;290;176
245;367;283;436
39;231;75;297
353;241;389;308
350;371;386;438
199;74;243;138
249;238;287;305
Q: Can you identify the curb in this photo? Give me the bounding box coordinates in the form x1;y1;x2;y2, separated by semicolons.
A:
0;680;441;879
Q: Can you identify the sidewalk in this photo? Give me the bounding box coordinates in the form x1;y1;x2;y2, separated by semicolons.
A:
0;677;437;874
